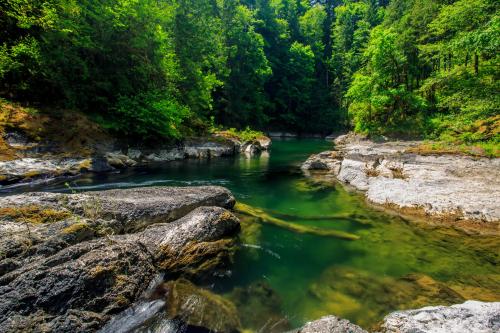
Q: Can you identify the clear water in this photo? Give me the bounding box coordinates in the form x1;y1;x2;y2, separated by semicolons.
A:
42;139;499;331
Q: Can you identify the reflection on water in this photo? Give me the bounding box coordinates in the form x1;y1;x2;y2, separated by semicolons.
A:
42;139;499;331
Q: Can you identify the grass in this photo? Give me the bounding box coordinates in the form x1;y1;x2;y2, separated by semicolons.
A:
407;141;500;158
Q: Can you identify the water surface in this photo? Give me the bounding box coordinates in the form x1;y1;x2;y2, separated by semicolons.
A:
44;139;499;331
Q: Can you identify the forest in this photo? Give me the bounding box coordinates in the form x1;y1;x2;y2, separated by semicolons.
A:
1;0;498;143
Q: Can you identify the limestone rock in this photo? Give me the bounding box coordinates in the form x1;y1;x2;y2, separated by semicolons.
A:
381;300;500;333
298;316;367;333
302;136;500;223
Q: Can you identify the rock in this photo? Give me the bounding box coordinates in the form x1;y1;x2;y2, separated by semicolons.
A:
185;141;236;159
257;136;272;150
228;280;290;332
241;141;261;155
162;279;241;332
298;315;368;333
0;205;240;332
267;132;298;138
302;136;500;223
381;300;500;333
0;186;235;276
301;151;342;174
333;132;366;147
144;147;186;162
304;267;467;329
105;152;136;169
89;156;114;172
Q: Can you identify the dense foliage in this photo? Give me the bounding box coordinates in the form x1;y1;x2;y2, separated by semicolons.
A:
0;0;498;141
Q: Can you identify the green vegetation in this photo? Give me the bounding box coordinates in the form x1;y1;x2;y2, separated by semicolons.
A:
0;0;498;144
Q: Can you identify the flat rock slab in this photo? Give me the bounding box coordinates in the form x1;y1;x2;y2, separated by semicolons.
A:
302;139;500;223
382;300;500;333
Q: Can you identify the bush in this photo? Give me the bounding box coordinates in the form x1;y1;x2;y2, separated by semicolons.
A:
102;91;190;139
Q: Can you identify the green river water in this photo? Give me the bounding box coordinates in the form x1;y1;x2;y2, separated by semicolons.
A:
45;139;499;331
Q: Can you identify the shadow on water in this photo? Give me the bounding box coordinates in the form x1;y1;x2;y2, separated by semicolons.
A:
25;139;500;331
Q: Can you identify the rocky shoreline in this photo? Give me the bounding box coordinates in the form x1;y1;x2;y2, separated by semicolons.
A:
0;135;271;190
302;134;500;227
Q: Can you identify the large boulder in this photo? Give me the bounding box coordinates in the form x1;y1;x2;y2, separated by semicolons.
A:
0;206;240;332
381;300;500;333
0;186;235;276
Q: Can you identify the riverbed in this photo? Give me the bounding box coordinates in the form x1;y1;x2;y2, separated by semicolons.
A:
37;139;499;331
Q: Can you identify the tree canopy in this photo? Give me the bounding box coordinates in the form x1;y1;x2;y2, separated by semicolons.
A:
0;0;498;142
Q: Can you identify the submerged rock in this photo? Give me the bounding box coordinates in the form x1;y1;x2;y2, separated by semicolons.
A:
298;315;367;333
0;187;240;332
228;280;290;332
381;300;500;333
163;279;241;332
302;135;500;224
303;267;470;329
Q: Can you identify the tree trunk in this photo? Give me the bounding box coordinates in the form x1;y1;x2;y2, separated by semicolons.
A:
474;53;479;75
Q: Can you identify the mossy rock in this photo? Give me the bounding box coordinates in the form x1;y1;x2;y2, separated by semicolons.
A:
157;239;237;282
163;278;242;333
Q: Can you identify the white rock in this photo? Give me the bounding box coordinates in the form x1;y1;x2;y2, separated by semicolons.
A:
382;300;500;333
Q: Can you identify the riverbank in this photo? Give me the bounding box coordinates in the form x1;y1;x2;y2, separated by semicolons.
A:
0;101;271;189
302;133;500;231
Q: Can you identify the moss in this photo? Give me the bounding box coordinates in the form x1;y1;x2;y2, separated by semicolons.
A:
0;205;71;224
302;266;468;330
234;202;360;240
61;222;91;234
78;159;92;170
227;280;291;332
157;239;236;280
214;127;266;142
114;294;130;307
23;170;41;178
89;263;119;279
294;178;334;193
